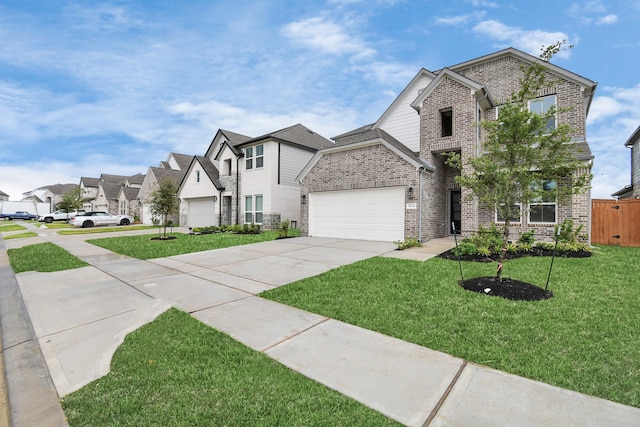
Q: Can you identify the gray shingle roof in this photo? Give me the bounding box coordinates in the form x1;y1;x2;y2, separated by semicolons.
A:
239;124;333;151
194;156;223;190
80;177;100;187
100;182;122;200
121;186;140;200
170;153;194;170
151;166;186;185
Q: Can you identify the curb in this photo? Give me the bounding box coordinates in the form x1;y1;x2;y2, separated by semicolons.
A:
0;237;68;426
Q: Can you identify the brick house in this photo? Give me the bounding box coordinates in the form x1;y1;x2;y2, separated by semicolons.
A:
298;48;597;242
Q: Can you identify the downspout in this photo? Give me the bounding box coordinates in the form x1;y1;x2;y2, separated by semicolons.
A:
418;168;423;242
218;189;222;226
235;157;240;225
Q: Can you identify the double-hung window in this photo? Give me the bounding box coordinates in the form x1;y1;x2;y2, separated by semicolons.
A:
529;95;556;132
245;144;264;170
529;180;557;223
244;195;263;224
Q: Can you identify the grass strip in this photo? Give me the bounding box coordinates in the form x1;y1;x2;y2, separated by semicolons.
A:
0;224;26;232
7;242;89;273
261;245;640;408
87;231;284;260
3;232;38;240
61;308;399;426
58;225;156;235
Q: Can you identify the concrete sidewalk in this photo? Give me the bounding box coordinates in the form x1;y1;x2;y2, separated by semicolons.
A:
1;229;640;426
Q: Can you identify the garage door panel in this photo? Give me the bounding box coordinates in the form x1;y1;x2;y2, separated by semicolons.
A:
187;199;216;227
309;187;404;241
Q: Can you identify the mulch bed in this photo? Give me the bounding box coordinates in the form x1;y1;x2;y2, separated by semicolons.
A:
438;247;591;263
440;247;588;301
459;276;553;301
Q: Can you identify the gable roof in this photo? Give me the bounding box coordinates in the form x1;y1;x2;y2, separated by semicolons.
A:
373;68;436;127
624;125;640;148
0;190;8;197
297;128;435;183
410;68;494;112
178;156;224;191
205;128;253;159
150;166;186;185
168;152;194;170
40;183;78;195
80;177;100;187
238;123;333;152
125;173;145;186
119;186;140;200
99;174;128;184
448;47;597;113
99;182;122;200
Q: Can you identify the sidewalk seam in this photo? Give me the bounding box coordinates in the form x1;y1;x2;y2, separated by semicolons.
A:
422;360;467;427
261;317;331;353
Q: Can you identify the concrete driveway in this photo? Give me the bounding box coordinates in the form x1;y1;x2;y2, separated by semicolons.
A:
3;231;639;427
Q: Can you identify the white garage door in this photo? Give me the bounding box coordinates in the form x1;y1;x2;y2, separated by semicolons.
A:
187;198;216;227
309;187;405;241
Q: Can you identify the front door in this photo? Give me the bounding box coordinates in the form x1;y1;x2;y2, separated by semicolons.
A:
450;190;461;234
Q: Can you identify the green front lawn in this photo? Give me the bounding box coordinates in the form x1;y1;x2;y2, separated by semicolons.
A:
7;242;89;273
86;230;289;260
61;308;398;426
261;245;640;408
0;223;26;232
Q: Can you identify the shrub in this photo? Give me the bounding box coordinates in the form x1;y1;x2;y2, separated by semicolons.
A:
278;220;290;238
393;238;422;250
556;219;584;244
453;241;478;256
517;230;535;245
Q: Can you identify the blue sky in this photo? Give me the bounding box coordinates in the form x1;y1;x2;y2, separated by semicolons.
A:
1;0;639;200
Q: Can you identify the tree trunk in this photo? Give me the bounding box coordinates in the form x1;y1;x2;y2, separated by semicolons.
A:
496;220;511;281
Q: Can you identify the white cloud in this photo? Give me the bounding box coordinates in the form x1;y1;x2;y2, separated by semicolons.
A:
472;20;572;59
281;17;376;59
466;0;499;7
597;14;618;25
436;11;486;26
569;1;618;25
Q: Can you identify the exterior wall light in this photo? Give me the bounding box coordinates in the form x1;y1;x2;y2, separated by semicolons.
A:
300;194;307;204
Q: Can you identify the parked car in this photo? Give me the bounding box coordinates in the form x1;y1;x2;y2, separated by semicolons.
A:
0;211;38;221
38;209;85;223
68;211;133;228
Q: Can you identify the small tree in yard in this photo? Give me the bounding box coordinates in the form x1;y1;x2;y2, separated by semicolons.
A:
446;42;592;280
149;179;179;239
57;186;85;218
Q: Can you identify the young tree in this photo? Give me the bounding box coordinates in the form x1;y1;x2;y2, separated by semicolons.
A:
446;42;592;279
57;186;85;218
149;179;179;238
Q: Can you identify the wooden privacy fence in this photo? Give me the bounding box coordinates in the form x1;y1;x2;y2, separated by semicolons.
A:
591;199;640;247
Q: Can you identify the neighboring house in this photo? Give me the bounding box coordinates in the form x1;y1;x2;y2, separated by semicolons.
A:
21;183;78;213
138;153;193;225
0;190;9;201
611;125;640;199
79;177;100;211
117;187;142;220
178;124;333;228
94;182;123;213
93;173;145;215
298;47;597;242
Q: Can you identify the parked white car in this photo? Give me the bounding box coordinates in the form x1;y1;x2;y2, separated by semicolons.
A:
68;211;133;228
38;209;85;223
